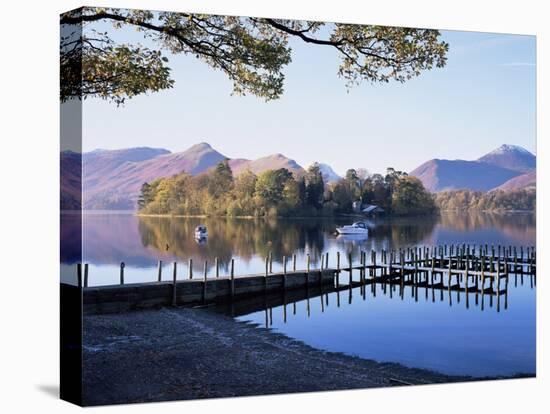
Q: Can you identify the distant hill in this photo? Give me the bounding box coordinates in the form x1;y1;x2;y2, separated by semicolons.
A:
410;159;521;192
64;142;536;209
77;143;305;209
316;163;341;183
60;151;82;210
82;143;226;209
478;144;535;173
493;170;536;191
410;144;535;192
82;147;170;189
229;154;304;177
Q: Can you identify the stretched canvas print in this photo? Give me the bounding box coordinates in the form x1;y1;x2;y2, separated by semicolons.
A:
60;6;537;406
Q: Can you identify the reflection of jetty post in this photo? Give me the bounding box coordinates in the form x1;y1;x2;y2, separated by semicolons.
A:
80;243;535;314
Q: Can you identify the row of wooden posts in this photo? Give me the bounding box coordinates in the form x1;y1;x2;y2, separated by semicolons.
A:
76;243;536;288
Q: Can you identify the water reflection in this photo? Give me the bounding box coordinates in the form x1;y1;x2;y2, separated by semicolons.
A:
59;210;537;285
63;210;535;377
226;272;535;377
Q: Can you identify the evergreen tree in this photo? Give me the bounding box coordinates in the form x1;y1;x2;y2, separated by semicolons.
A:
305;163;325;209
137;182;153;210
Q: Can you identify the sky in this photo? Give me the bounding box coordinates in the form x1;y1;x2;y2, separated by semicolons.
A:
79;15;536;176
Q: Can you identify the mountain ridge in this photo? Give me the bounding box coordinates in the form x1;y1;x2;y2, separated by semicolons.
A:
410;144;535;192
80;143;305;209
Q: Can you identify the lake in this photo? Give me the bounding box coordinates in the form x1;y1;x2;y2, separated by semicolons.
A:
62;211;536;377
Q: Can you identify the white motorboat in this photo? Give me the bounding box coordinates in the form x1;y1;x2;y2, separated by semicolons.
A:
335;222;369;235
194;225;208;239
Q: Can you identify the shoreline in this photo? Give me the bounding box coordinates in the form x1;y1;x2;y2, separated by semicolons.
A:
81;306;530;406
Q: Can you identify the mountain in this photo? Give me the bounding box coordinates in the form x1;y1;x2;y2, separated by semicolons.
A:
229;154;304;177
410;159;522;192
410;144;535;193
60;151;82;210
493;170;536;191
82;143;226;209
79;143;305;210
478;145;537;173
316;163;341;184
83;147;170;189
478;144;535;173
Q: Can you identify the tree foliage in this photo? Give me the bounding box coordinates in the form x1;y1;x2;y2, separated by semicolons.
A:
60;7;448;104
434;189;535;211
391;176;436;215
138;161;437;217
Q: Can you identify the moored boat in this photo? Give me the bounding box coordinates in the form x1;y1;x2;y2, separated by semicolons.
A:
194;225;208;239
335;222;368;235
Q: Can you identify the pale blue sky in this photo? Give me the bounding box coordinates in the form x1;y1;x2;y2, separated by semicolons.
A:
81;19;536;175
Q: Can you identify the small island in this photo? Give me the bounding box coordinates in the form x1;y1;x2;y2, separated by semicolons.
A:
137;159;534;218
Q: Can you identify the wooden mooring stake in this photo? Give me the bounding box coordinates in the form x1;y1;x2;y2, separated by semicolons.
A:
119;262;125;285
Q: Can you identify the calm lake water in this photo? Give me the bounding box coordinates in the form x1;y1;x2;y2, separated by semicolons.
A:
62;211;536;377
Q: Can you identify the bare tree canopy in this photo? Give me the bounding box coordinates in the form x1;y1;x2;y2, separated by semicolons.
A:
60;7;449;105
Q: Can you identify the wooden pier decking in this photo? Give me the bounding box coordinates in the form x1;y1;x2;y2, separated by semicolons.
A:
76;243;536;314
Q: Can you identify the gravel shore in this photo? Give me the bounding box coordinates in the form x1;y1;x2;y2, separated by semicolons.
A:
83;306;467;406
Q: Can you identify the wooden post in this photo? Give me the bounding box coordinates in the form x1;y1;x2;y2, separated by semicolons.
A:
336;251;340;287
373;250;377;279
77;263;82;288
157;260;162;282
264;256;269;292
230;258;235;297
325;252;329;270
119;262;125;285
215;257;219;278
447;255;452;291
283;255;287;288
481;256;485;297
293;254;297;271
348;252;353;286
360;251;365;283
172;261;177;306
269;252;273;273
497;259;501;293
83;263;88;288
306;254;311;285
189;258;193;279
203;260;208;302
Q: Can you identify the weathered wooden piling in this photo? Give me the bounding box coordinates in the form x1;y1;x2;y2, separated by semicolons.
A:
84;263;89;288
120;262;125;285
77;263;82;288
348;252;353;286
189;258;193;280
172;261;177;306
230;258;235;297
336;251;341;287
157;260;162;282
283;255;287;288
203;261;208;302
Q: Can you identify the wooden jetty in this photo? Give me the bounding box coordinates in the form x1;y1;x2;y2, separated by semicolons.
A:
75;243;536;315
